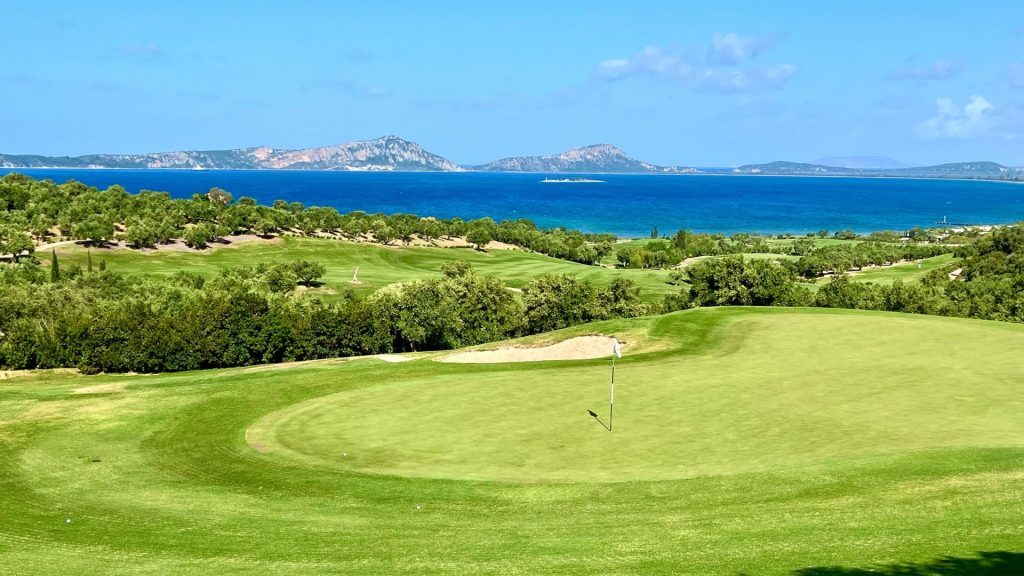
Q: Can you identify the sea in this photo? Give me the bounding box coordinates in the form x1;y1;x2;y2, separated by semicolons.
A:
7;169;1024;237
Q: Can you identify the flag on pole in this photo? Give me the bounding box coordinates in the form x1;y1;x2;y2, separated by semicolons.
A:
612;338;622;358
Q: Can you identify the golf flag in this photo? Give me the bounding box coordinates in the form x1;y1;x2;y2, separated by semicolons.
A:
612;338;622;358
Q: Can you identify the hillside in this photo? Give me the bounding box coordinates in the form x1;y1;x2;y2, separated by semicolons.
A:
0;136;462;172
811;155;908;169
475;144;697;173
734;160;1024;180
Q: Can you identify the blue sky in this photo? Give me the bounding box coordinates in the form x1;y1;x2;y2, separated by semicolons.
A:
2;0;1022;166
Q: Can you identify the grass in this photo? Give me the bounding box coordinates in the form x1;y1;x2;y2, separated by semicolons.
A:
47;236;678;302
2;307;1022;574
836;253;958;285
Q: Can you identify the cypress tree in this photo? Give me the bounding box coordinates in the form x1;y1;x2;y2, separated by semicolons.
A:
87;249;93;273
99;260;106;272
50;250;60;282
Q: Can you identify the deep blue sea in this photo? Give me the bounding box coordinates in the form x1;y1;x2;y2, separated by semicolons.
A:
8;169;1024;237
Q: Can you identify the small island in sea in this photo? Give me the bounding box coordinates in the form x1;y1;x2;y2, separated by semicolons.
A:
540;177;605;183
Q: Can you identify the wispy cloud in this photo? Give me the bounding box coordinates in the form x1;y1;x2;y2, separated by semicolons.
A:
916;95;996;139
595;34;795;94
698;64;796;93
707;33;776;65
596;46;692;81
886;58;964;82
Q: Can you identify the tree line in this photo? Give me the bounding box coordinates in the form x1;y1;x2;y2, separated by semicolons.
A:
0;258;654;373
617;229;951;275
672;226;1024;322
0;173;614;264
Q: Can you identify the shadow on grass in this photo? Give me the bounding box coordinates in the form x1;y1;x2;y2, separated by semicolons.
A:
787;551;1024;575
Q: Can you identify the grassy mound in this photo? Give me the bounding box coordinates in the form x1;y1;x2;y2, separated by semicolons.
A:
1;308;1022;574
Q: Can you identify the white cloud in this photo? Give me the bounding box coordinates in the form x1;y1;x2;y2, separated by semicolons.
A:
886;58;964;82
596;47;692;81
595;34;795;94
916;95;996;139
708;33;775;65
698;64;796;93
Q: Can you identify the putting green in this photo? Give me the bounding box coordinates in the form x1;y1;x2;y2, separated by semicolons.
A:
248;309;1024;482
4;307;1024;574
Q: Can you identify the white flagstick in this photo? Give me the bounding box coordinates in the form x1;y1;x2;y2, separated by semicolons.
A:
610;338;622;431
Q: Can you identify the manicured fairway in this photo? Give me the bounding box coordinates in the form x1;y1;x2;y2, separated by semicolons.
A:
840;253;958;285
46;236;676;301
2;308;1023;575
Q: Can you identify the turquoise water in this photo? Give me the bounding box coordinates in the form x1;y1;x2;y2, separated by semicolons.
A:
8;169;1024;236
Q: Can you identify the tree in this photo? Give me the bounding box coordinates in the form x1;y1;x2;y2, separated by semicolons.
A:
73;216;114;245
522;274;600;333
650;225;659;239
183;223;216;249
0;227;33;259
125;221;159;248
50;250;60;282
599;278;650;318
466;226;492;250
441;260;473;278
291;260;326;286
206;187;233;206
672;229;688;252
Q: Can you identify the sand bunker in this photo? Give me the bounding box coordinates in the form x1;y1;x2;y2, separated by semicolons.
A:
375;354;416;363
439;336;620;364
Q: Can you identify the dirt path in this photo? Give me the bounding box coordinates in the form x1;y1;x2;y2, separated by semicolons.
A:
34;239;80;251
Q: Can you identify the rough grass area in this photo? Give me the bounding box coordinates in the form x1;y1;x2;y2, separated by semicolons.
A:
1;307;1022;575
46;236;676;302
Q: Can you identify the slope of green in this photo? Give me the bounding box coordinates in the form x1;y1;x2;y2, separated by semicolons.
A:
2;307;1022;575
46;236;675;301
838;253;958;285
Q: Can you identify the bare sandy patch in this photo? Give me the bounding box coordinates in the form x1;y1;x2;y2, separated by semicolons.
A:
72;382;126;395
439;336;621;364
375;354;415;363
675;256;712;269
430;236;472;248
294;285;337;295
217;234;282;248
484;240;518;250
249;441;273;453
0;368;78;380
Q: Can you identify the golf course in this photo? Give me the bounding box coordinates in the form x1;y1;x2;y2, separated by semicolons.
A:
44;236;679;302
2;306;1022;574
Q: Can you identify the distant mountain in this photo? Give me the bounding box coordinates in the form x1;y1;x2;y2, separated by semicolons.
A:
0;136;462;172
885;161;1018;178
733;160;1024;181
812;155;909;170
733;161;854;175
474;144;696;173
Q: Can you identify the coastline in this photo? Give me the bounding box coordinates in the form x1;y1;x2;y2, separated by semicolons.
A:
3;166;1021;184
